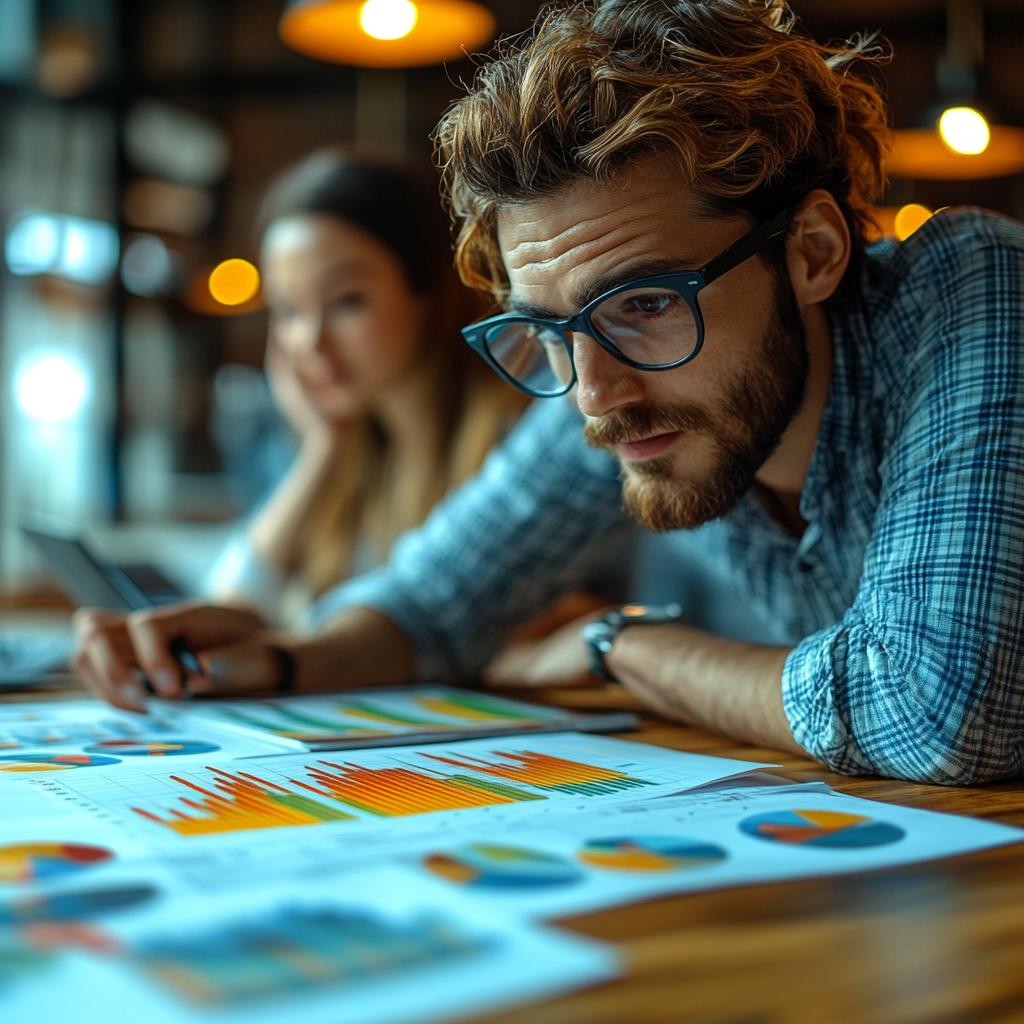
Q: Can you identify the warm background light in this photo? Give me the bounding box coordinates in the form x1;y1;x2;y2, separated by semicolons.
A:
279;0;495;68
208;259;260;306
938;106;991;155
887;124;1024;180
894;204;933;241
360;0;418;41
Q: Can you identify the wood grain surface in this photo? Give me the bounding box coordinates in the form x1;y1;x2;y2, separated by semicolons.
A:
4;678;1021;1023
475;685;1024;1024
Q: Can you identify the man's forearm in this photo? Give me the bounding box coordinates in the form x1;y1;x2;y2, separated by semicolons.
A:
606;624;802;753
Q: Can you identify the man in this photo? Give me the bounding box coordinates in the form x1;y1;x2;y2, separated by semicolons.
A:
75;0;1024;784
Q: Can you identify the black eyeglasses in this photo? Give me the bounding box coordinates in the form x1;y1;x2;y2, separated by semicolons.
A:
461;206;794;398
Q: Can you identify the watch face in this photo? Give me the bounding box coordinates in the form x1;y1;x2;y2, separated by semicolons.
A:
582;620;617;645
617;603;684;625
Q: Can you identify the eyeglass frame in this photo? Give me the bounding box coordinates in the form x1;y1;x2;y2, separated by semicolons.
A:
461;204;796;398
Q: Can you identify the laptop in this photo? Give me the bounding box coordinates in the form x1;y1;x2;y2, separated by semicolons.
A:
21;526;188;612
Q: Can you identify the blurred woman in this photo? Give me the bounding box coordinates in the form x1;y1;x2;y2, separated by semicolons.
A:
205;148;527;622
73;149;529;704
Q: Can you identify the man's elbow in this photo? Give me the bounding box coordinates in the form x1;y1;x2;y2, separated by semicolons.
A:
843;722;1023;787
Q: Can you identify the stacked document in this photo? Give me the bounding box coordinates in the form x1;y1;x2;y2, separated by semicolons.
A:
0;691;1020;1024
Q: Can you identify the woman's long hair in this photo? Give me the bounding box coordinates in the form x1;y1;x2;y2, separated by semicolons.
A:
257;148;526;598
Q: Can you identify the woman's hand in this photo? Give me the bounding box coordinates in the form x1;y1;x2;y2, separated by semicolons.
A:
71;602;283;711
265;337;337;446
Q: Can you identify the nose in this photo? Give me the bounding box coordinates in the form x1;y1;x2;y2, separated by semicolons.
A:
288;313;333;357
312;315;334;356
572;332;646;418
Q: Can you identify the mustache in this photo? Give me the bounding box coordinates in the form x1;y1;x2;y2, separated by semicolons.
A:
583;402;717;449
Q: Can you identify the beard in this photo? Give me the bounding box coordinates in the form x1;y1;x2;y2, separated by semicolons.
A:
584;274;808;532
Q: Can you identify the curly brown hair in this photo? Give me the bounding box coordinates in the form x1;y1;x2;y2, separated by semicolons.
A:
434;0;892;301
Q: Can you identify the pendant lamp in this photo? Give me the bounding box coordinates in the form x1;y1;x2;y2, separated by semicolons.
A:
888;0;1024;180
279;0;496;68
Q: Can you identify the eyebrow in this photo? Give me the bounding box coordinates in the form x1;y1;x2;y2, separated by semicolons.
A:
506;255;700;319
318;260;370;286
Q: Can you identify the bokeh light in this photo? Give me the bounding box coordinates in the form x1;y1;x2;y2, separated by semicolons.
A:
938;106;991;156
360;0;418;40
208;258;260;306
5;211;119;284
121;234;176;296
894;204;933;241
15;353;89;423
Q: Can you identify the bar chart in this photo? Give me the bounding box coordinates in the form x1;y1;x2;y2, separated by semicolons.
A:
129;748;641;836
27;735;759;852
195;687;565;746
133;904;489;1006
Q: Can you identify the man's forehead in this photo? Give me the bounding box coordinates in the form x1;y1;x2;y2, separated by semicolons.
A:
496;165;715;311
497;169;699;256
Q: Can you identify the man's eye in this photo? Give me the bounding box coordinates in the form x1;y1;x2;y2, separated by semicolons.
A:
626;293;675;316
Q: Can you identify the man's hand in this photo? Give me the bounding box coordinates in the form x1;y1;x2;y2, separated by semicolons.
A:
482;612;605;689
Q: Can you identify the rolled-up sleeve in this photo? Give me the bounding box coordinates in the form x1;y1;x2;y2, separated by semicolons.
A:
783;232;1024;785
309;398;630;681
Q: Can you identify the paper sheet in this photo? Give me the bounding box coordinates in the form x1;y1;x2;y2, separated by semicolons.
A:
0;865;618;1024
13;735;771;889
393;778;1024;919
173;685;638;750
0;700;295;778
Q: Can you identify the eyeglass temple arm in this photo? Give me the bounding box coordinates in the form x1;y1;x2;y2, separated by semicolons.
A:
701;206;796;286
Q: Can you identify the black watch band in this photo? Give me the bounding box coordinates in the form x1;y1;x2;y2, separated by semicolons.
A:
582;603;684;682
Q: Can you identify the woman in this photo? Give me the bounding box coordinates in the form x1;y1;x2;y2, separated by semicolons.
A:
73;149;528;705
206;148;527;622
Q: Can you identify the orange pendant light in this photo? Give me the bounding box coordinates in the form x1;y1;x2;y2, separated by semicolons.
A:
888;122;1024;181
888;0;1024;180
279;0;496;68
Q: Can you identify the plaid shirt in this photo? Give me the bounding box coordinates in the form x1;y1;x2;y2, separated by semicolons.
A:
314;209;1024;785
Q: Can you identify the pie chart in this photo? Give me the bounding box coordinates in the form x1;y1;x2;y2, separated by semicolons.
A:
0;842;115;884
83;740;219;757
739;808;906;849
423;843;584;888
0;882;157;925
0;753;121;772
577;835;728;872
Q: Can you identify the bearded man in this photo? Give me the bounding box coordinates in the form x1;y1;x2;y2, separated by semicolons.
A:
74;0;1024;785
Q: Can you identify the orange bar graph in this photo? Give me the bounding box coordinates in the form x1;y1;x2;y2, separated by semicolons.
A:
421;750;654;796
131;768;356;836
130;747;652;837
293;760;544;815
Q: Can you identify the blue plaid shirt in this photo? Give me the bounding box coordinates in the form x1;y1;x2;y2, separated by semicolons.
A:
314;209;1024;786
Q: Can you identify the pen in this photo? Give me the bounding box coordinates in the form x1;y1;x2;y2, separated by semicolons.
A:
118;573;204;698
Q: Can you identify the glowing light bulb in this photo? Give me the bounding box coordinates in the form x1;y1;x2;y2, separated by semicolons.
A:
359;0;418;41
894;204;933;241
208;258;260;306
938;106;991;156
15;354;89;423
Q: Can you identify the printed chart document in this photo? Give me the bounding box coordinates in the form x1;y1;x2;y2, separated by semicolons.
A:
174;685;639;750
396;778;1024;919
0;700;295;778
8;735;772;891
0;865;618;1024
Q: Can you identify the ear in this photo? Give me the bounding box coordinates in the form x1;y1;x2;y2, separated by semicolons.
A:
785;189;851;307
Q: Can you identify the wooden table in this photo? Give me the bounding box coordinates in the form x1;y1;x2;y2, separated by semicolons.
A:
4;678;1022;1023
479;685;1024;1024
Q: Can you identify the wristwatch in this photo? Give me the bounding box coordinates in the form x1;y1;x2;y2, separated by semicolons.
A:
582;603;684;682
